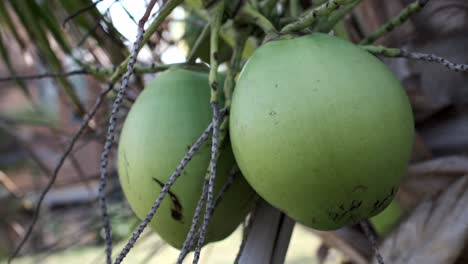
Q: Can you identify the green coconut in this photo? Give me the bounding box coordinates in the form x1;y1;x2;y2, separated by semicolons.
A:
370;200;403;236
229;33;414;230
118;69;256;249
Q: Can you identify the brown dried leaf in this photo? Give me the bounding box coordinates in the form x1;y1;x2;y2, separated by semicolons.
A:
373;176;468;264
399;156;468;208
408;156;468;177
418;111;468;155
410;132;432;162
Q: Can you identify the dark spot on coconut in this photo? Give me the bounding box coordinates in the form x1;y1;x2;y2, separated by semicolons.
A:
353;185;368;193
123;152;130;185
152;177;184;222
350;200;362;211
211;81;218;91
328;211;340;222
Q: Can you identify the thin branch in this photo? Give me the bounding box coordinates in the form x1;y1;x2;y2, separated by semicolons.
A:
290;0;301;17
361;45;468;72
35;217;99;259
138;0;158;28
0;121;53;179
238;2;278;36
176;110;229;263
117;1;138;26
99;1;182;261
63;0;105;27
179;25;249;264
400;50;468;72
176;165;241;262
0;63;190;82
148;1;164;21
281;0;358;33
360;220;384;264
186;33;250;259
213;166;239;210
217;27;250;175
314;0;363;33
67;149;95;196
36;198;132;263
192;1;225;262
113;122;214;264
360;0;429;45
40;123;94;195
77;6;112;47
187;23;211;64
98;22;144;264
107;0;183;84
0;69;90;82
7;83;113;264
176;180;209;263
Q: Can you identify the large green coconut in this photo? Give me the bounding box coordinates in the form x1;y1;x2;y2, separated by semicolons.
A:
229;33;414;230
370;199;403;236
118;69;256;249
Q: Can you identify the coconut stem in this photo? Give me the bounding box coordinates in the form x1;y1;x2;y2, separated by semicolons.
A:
260;0;280;18
187;23;211;64
281;0;358;33
208;1;224;104
177;165;240;262
314;0;362;34
290;0;301;18
360;0;429;45
223;28;249;110
238;2;279;37
192;2;225;263
361;45;468;72
180;29;249;262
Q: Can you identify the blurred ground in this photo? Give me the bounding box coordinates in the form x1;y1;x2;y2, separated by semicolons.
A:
2;225;345;264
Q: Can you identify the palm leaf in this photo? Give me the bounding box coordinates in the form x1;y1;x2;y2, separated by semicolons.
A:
0;31;31;100
30;0;72;55
59;0;128;64
0;1;26;50
7;0;86;116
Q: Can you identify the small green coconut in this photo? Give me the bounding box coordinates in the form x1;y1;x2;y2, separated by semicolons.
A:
118;69;256;249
